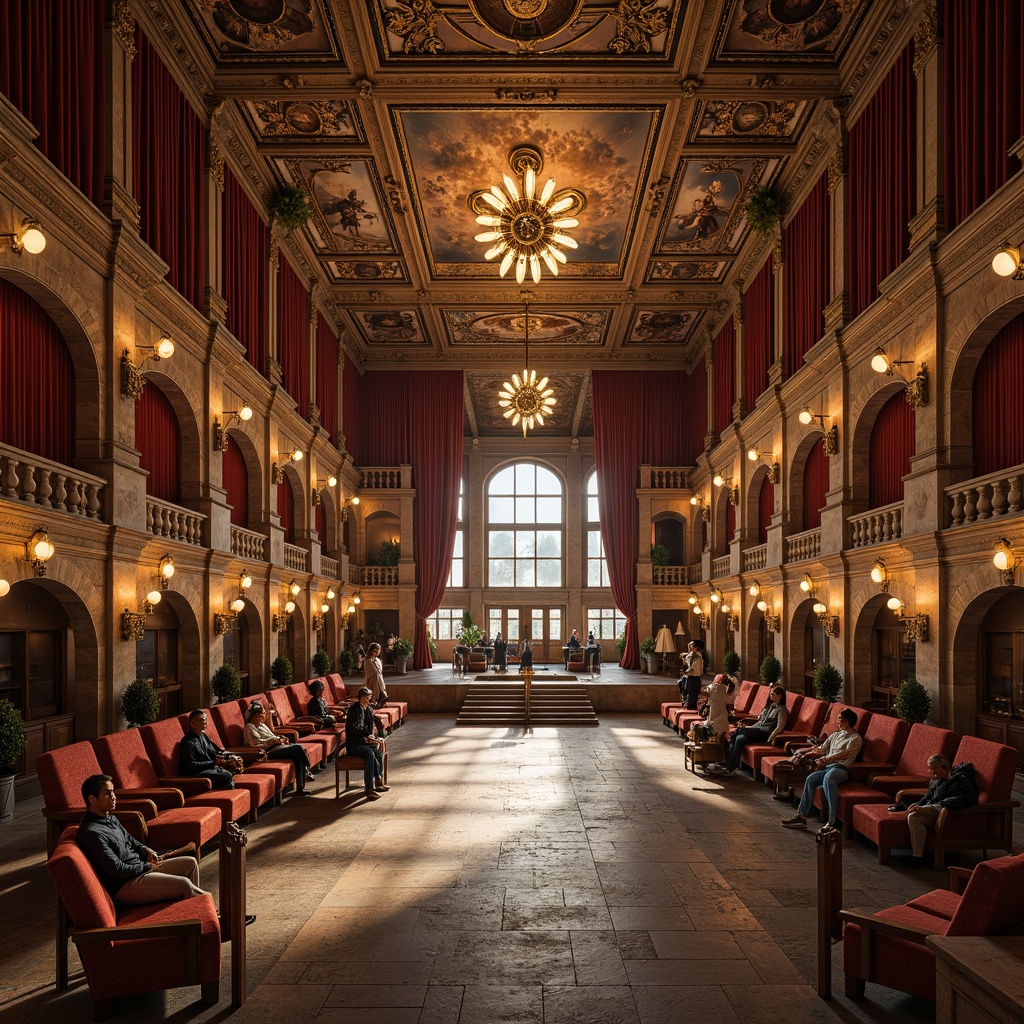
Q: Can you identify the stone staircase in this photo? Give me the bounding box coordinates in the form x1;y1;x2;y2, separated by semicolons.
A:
456;680;599;727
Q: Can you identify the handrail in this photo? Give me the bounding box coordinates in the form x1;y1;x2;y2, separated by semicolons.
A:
360;467;407;489
0;442;105;521
320;555;339;578
147;497;205;546
946;464;1024;527
230;526;265;561
847;502;903;549
711;555;730;578
786;527;821;562
743;544;767;572
283;543;308;572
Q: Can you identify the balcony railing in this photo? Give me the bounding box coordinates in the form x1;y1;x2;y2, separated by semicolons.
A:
652;565;688;586
284;543;308;572
230;525;265;561
848;502;903;548
362;566;398;586
320;555;339;578
786;527;821;562
689;562;703;584
360;466;407;489
643;466;689;489
743;543;767;572
0;442;105;520
947;464;1024;527
711;555;731;578
146;497;205;546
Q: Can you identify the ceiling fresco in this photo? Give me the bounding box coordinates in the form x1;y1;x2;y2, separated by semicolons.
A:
166;0;916;436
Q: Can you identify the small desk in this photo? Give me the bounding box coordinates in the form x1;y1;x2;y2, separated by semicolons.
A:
927;936;1024;1024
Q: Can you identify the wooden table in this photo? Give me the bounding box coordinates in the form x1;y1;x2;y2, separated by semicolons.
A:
926;936;1024;1024
683;739;723;773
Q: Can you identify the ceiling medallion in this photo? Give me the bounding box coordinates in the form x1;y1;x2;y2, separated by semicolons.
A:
471;145;584;284
498;301;556;437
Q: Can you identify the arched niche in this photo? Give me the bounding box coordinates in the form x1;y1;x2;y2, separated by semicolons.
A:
744;603;772;680
851;591;916;713
315;483;338;554
788;596;826;698
225;426;266;530
846;379;913;515
223;597;265;698
143;371;204;506
711;483;734;556
744;463;775;543
140;590;203;713
276;462;306;544
279;604;307;683
651;511;685;565
365;510;401;562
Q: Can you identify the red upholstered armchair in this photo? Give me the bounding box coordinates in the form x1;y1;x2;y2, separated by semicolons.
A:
48;827;221;1021
841;851;1024;1002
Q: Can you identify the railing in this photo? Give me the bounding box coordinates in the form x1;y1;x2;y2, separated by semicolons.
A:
146;497;205;546
946;464;1024;527
360;466;407;489
688;562;703;584
652;566;688;586
847;501;903;548
643;466;689;489
0;442;105;520
230;525;265;561
348;565;361;586
284;543;308;572
320;555;339;578
786;527;821;562
362;565;398;586
743;543;767;572
711;555;731;578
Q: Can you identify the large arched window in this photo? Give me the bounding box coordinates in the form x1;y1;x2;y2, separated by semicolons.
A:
487;463;562;587
586;472;609;587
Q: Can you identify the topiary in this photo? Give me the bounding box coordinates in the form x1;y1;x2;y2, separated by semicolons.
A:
211;664;242;704
745;185;787;235
270;183;312;231
312;648;332;677
894;676;932;724
0;697;27;773
640;635;656;655
722;650;741;678
120;678;160;728
270;655;293;688
759;654;782;687
616;629;626;657
813;662;843;703
338;649;357;676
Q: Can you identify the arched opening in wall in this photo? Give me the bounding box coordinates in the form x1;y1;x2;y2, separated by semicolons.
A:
848;381;909;515
223;434;249;527
366;511;401;568
277;464;306;546
712;486;734;557
852;593;916;713
801;438;828;531
315;485;337;554
756;473;774;544
279;606;307;682
136;591;200;717
744;606;771;681
651;513;685;567
223;599;263;696
790;598;826;698
868;392;914;510
971;310;1024;477
136;381;182;505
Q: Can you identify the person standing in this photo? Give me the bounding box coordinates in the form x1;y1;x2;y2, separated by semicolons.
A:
345;687;389;800
520;640;534;670
364;642;388;707
710;684;789;775
679;640;704;709
493;633;508;672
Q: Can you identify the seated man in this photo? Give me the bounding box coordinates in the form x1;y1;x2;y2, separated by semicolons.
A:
896;755;978;868
76;773;207;907
306;679;336;727
345;686;390;801
179;709;240;789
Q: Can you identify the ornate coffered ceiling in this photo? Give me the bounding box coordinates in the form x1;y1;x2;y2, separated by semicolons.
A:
155;0;918;436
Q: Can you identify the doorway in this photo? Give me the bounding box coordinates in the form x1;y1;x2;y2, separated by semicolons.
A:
487;606;564;665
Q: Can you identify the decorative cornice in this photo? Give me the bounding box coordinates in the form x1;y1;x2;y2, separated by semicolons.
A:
495;88;557;102
912;0;938;77
111;0;136;62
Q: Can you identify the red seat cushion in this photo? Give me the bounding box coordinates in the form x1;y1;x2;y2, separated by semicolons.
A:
947;852;1024;936
906;889;961;920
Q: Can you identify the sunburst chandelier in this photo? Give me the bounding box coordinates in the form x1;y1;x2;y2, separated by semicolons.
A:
471;146;584;284
498;302;556;437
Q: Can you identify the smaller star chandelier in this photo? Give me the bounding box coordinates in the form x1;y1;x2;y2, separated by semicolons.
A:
498;302;556;437
471;146;584;285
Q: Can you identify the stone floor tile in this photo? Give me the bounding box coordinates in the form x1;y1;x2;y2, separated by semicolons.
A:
568;929;629;986
417;986;464;1024
456;985;543;1024
225;983;333;1024
315;1008;421;1024
623;958;762;986
647;930;743;960
608;906;694;931
542;985;641;1024
323;984;428;1007
430;931;575;986
502;904;613;930
632;984;742;1024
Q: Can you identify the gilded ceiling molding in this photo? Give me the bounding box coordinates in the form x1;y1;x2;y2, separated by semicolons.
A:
912;0;938;77
845;0;914;101
384;0;444;55
772;233;784;271
383;175;407;215
647;174;670;219
355;78;375;100
679;78;703;99
609;0;671;54
495;89;558;102
112;0;136;62
206;99;227;193
826;135;845;195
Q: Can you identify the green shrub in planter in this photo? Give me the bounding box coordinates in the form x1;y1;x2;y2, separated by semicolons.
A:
338;649;357;676
639;636;656;656
375;540;401;566
722;650;741;678
759;654;782;687
211;664;242;704
457;612;482;649
894;676;932;724
813;662;843;704
270;184;312;230
650;544;669;566
0;697;27;772
270;655;293;688
393;637;414;658
120;678;160;728
312;648;332;677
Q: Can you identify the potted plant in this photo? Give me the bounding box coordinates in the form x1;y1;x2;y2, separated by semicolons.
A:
393;636;414;674
458;612;483;650
427;626;437;661
211;664;242;704
616;629;626;658
270;183;312;231
640;635;658;674
120;678;160;729
722;649;741;685
744;185;787;235
270;655;293;688
650;544;669;566
311;648;332;678
759;654;782;688
813;661;843;704
338;648;357;676
375;539;401;566
894;676;932;723
0;697;27;824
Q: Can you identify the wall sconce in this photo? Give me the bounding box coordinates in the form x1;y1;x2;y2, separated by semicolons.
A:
213;405;253;452
27;528;55;576
214;573;251;634
312;613;325;633
992;240;1024;280
747;446;780;484
0;217;46;255
870;346;929;409
341;493;361;522
121;335;175;400
799;573;815;595
798;405;840;457
157;554;175;590
748;580;761;598
288;580;301;597
887;596;929;643
725;614;739;632
273;594;296;632
993;538;1017;585
0;579;10;597
712;473;739;505
689;493;711;523
709;587;722;605
271;447;303;484
756;591;780;632
121;610;146;642
870;560;890;593
812;601;840;637
342;598;356;629
311;474;337;507
693;604;710;631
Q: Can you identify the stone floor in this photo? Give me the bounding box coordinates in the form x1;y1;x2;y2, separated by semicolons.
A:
1;711;1018;1024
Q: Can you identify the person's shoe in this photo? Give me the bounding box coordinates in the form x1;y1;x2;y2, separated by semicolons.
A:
375;783;391;792
782;814;807;828
296;787;310;795
772;791;793;801
245;914;256;927
704;763;724;774
304;770;315;782
365;789;381;801
818;821;837;834
897;854;925;869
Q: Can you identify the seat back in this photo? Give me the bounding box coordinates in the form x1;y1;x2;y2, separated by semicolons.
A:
288;681;315;717
785;696;828;736
895;723;961;775
820;703;872;738
210;700;247;747
859;714;911;764
567;650;586;669
744;685;770;719
139;717;188;777
264;687;297;725
731;680;757;714
47;827;117;930
326;677;348;704
947;852;1024;936
94;728;162;789
36;741;105;811
951;735;1018;804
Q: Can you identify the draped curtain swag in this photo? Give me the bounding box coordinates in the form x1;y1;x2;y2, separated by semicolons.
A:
223;167;268;375
743;257;773;415
973;311;1024;476
0;0;105;206
783;175;830;376
869;392;914;509
277;257;310;418
135;383;181;504
802;438;828;530
358;371;464;669
315;313;339;445
223;435;248;528
712;319;735;437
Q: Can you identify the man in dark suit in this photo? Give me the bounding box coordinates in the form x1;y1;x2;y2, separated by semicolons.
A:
345;687;389;800
179;709;239;789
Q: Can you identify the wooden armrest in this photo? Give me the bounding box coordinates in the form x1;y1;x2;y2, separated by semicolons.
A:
896;787;926;802
115;786;185;810
222;746;268;767
838;908;935;945
160;775;213;794
935;800;1019;835
865;768;897;784
72;918;204;943
783;740;813;754
275;727;301;742
948;866;973;893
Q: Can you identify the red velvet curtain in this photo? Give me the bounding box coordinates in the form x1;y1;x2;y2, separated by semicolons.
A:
316;313;338;444
223;167;268;374
135;384;181;504
277;258;309;418
278;475;295;544
945;0;1024;230
758;476;774;544
725;500;735;544
342;351;361;464
0;278;74;464
0;1;105;206
783;175;830;375
685;357;708;463
802;439;828;529
847;43;916;319
712;319;735;436
869;392;914;508
223;435;248;528
132;28;205;310
973;312;1024;474
356;371;464;668
315;500;326;542
744;257;773;414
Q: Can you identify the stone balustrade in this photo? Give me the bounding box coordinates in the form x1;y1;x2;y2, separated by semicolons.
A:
947;464;1024;527
847;502;903;548
0;442;105;520
284;543;308;572
320;555;339;578
743;543;767;572
230;525;265;561
652;565;688;586
146;497;205;546
362;565;398;586
712;555;731;578
360;467;406;489
643;466;689;489
786;527;821;562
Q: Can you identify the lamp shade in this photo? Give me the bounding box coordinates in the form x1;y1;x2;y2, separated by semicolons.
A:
654;625;675;654
674;620;685;636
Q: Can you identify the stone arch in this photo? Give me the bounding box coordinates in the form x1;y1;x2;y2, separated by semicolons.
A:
744;599;771;680
787;595;826;698
849;590;900;709
225;425;266;530
142;371;205;506
651;510;686;565
279;603;308;682
744;462;774;542
484;457;568;498
786;430;827;532
280;461;307;539
155;589;204;710
711;481;734;556
233;597;265;697
846;379;907;514
316;482;338;553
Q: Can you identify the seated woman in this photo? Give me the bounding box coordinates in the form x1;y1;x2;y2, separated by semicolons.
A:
708;684;789;775
243;702;315;795
306;679;337;727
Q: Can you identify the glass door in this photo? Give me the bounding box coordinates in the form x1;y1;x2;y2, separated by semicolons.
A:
489;607;564;665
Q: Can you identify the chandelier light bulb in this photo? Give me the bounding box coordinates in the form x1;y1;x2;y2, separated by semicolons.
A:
713;473;725;487
799;407;814;425
800;574;813;593
238;405;253;421
160;559;174;580
327;588;335;600
156;335;175;360
813;602;827;615
748;448;759;461
887;596;903;612
721;603;730;614
327;475;337;487
0;579;10;597
749;582;760;597
240;574;253;590
147;590;162;606
347;602;355;615
289;581;300;596
689;495;698;506
291;449;303;462
353;594;361;605
33;537;54;561
710;591;720;604
757;599;768;612
688;594;697;606
321;602;329;614
870;562;886;585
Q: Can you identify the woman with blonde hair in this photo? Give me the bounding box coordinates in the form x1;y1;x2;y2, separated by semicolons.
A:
243;701;314;795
